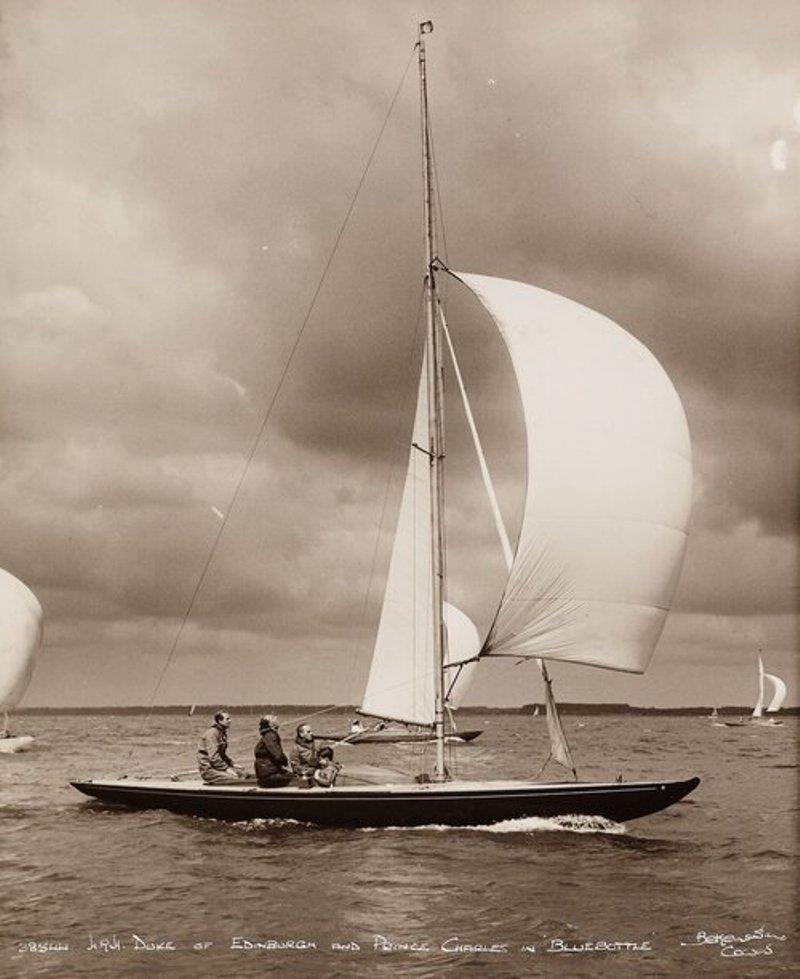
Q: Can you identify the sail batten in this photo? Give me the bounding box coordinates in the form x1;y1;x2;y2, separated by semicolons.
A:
450;271;693;675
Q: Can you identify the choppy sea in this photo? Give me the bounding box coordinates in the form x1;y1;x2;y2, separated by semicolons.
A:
1;711;797;978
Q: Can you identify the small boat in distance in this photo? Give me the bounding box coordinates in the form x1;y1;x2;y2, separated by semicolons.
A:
0;568;43;754
313;726;482;745
723;653;786;727
72;21;699;826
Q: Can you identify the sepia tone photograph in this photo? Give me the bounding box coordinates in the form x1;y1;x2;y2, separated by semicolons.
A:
1;1;797;976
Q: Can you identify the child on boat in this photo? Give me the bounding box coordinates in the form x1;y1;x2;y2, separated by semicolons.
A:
313;746;341;787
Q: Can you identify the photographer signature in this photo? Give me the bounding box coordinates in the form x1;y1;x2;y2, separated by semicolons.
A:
680;925;787;958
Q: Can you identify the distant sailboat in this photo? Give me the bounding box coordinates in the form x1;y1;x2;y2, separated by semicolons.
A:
709;705;727;728
724;653;787;727
72;21;700;826
0;568;43;753
751;654;786;726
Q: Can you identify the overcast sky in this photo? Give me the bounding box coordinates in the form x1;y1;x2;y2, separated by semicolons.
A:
2;0;797;708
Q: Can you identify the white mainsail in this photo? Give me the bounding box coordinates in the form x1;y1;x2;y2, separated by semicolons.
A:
361;353;481;725
361;356;434;725
451;272;693;674
0;568;43;716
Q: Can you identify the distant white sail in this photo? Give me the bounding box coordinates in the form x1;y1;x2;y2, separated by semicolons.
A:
451;272;693;674
765;673;787;713
0;569;43;712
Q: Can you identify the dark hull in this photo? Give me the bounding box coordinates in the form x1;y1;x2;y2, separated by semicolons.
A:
70;776;699;827
723;720;782;727
314;729;482;744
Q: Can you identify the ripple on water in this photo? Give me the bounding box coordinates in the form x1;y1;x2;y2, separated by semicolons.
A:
3;712;796;978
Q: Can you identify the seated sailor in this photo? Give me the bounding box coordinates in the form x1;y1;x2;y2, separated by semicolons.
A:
313;746;341;787
254;715;294;787
349;718;365;735
289;723;318;777
197;710;244;783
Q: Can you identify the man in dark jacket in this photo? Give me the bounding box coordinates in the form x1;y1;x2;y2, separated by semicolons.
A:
197;710;244;783
289;723;318;777
254;715;293;787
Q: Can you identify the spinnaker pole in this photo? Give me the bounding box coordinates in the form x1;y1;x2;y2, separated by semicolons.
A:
418;20;447;782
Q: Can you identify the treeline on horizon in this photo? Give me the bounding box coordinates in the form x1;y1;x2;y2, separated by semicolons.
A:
18;703;800;716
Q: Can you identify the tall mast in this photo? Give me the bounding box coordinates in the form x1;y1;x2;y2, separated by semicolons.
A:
418;20;447;781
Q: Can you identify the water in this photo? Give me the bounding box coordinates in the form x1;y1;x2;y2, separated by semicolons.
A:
2;712;797;977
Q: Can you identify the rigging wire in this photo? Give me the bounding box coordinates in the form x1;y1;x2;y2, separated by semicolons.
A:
129;44;419;754
429;114;450;274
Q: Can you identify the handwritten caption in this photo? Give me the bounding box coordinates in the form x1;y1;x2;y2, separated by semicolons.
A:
17;934;652;956
680;926;788;959
15;926;788;960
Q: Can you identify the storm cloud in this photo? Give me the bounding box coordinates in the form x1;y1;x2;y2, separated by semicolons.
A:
2;1;797;707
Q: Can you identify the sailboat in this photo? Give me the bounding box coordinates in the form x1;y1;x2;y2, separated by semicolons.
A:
0;568;43;754
724;654;786;727
314;727;483;746
72;22;699;826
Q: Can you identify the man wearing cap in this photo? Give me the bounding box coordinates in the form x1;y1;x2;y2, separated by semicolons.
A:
197;710;244;783
254;715;293;787
289;723;318;779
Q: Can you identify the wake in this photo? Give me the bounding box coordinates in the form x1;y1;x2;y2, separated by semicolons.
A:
377;814;627;835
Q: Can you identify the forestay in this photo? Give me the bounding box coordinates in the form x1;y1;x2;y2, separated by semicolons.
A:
451;272;693;674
